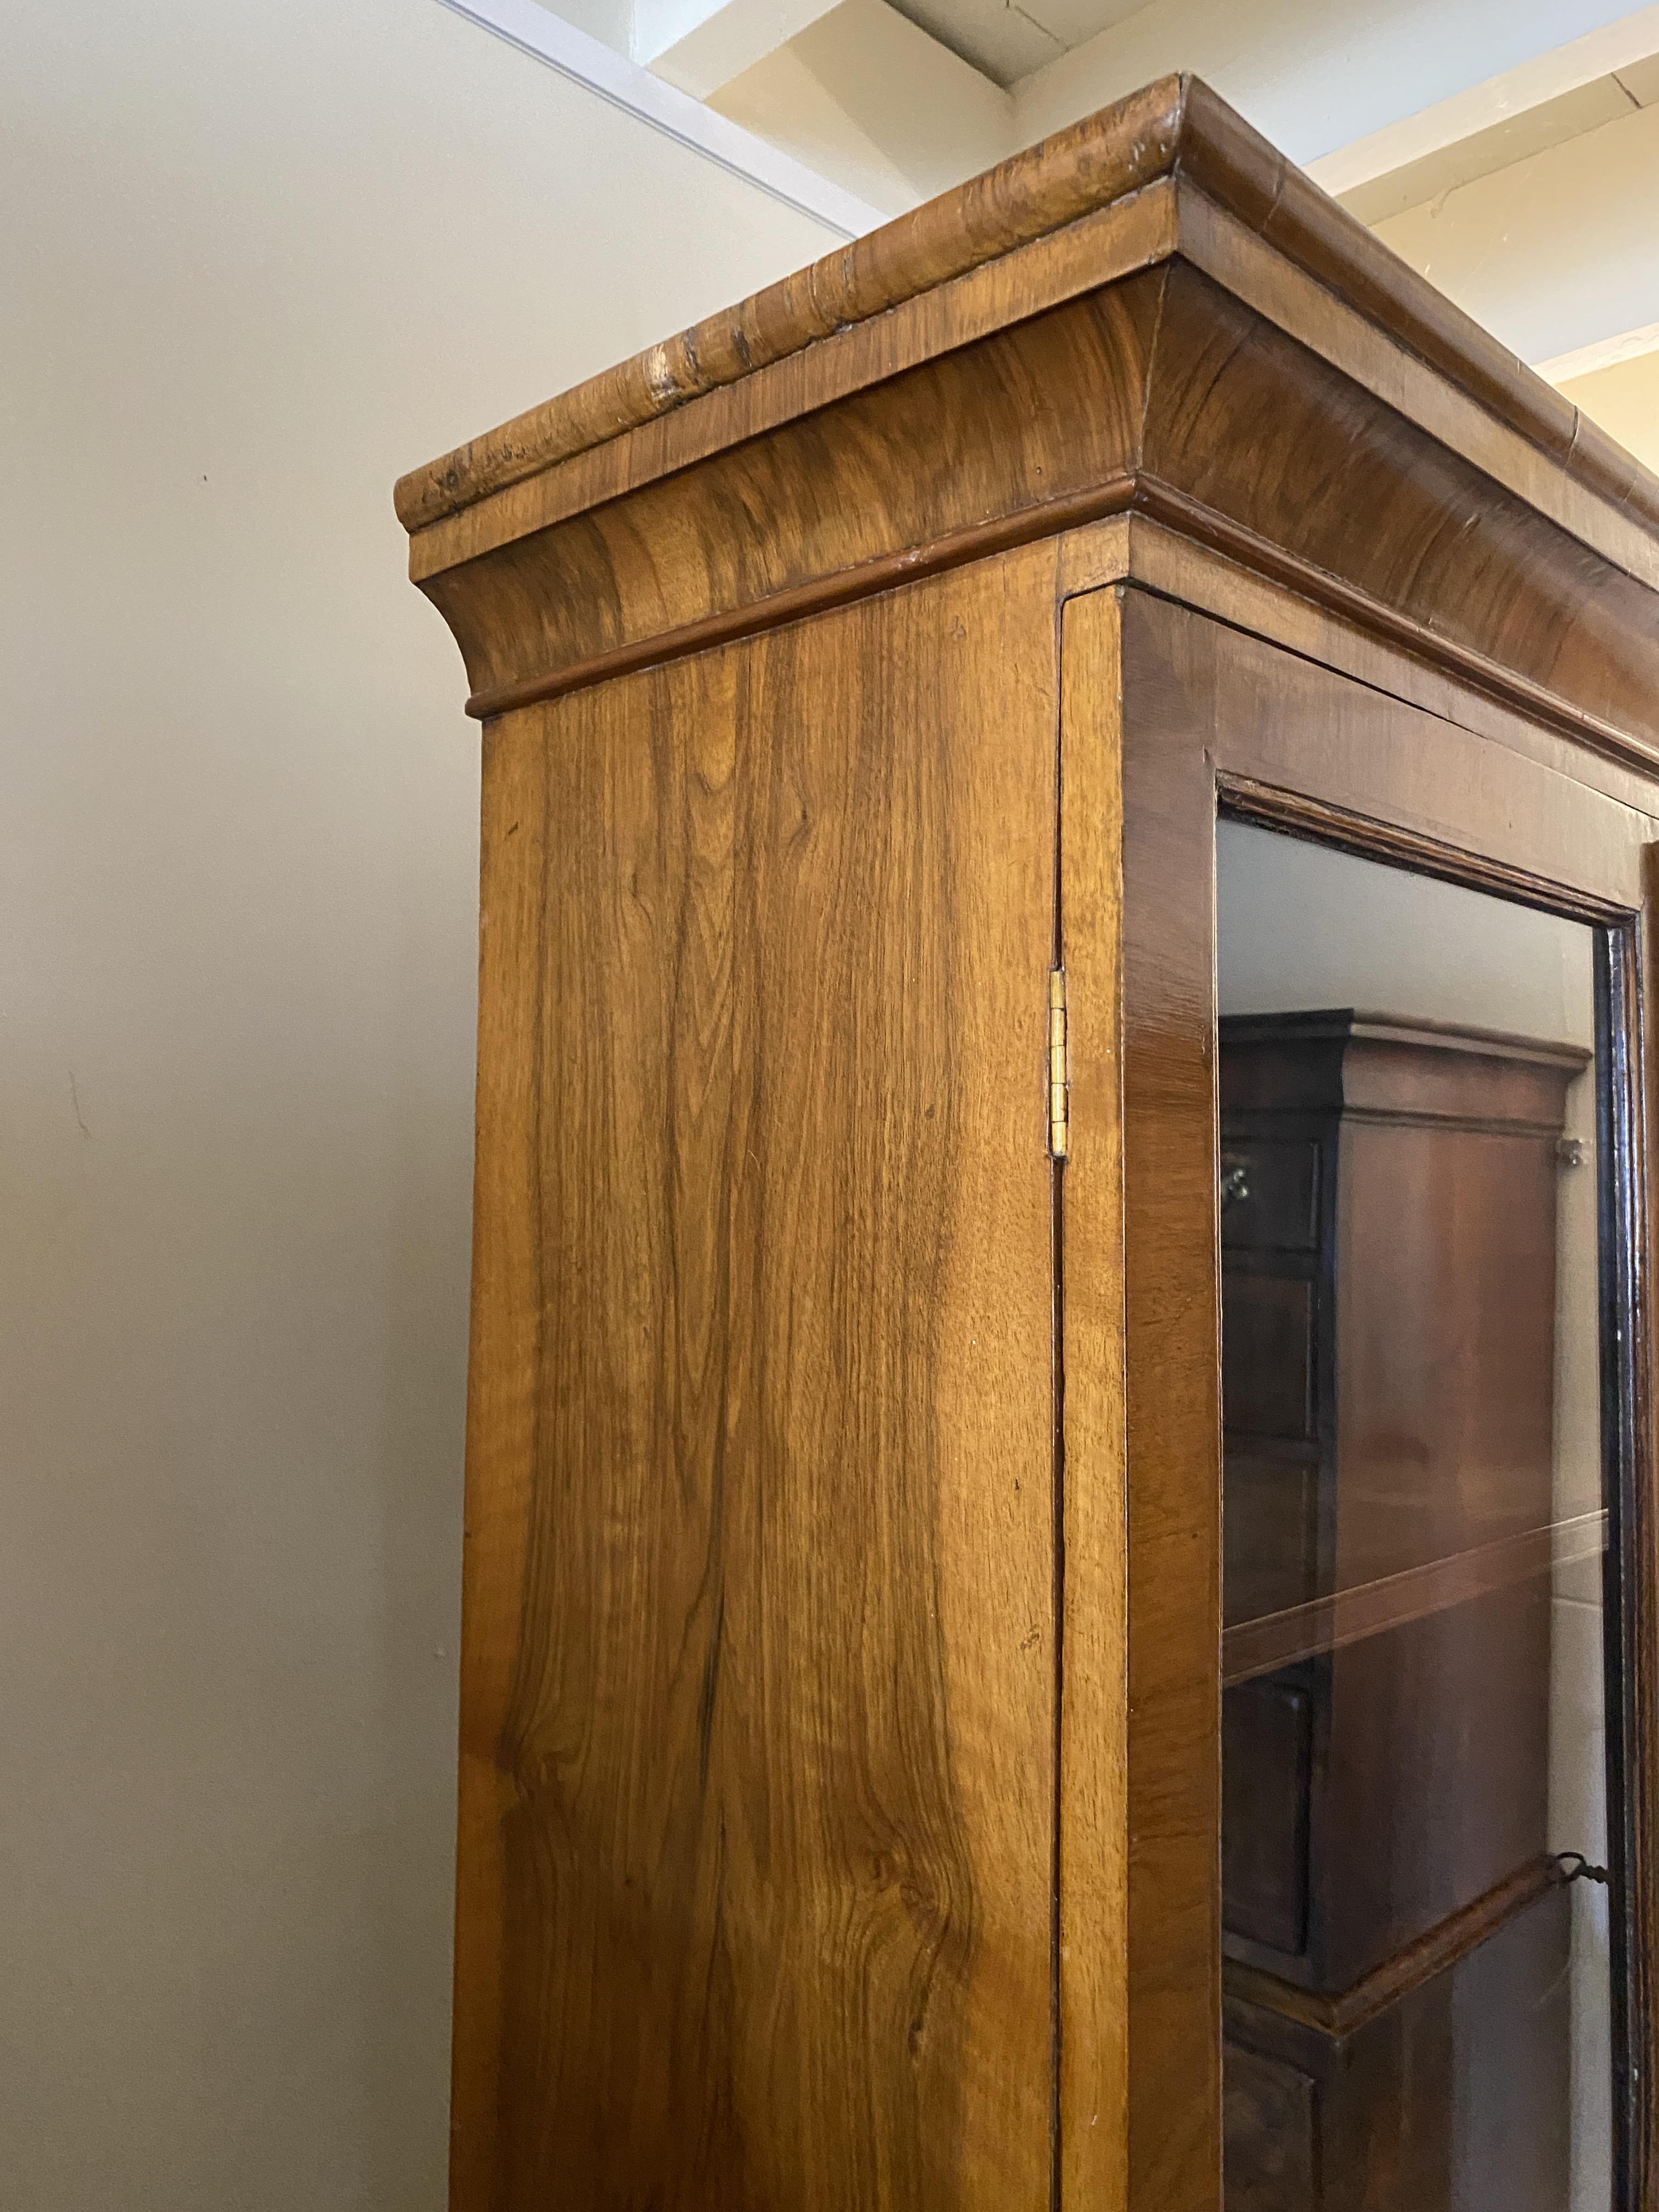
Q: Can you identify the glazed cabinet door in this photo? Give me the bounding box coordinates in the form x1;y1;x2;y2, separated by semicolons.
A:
1059;579;1659;2212
452;544;1066;2212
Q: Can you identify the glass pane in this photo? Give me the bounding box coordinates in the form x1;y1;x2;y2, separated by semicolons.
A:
1216;818;1617;2212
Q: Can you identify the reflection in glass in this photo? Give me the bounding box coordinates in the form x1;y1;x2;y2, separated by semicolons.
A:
1216;821;1613;2212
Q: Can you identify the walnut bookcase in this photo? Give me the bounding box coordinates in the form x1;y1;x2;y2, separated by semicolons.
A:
398;74;1659;2212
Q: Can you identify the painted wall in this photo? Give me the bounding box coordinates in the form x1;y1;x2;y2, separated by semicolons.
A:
1373;98;1659;373
1561;347;1659;473
5;0;1650;2198
0;3;836;2205
709;0;1014;215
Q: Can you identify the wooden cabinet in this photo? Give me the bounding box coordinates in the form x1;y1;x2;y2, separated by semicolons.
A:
1218;1013;1585;2207
397;68;1659;2212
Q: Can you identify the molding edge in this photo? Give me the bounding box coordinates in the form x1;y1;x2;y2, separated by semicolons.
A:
461;476;1140;716
1541;319;1659;387
456;483;1659;791
1224;1854;1565;2042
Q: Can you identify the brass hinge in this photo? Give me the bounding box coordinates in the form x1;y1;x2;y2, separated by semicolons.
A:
1048;967;1069;1160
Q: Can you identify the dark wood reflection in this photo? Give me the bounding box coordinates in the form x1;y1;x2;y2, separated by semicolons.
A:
1219;1010;1590;2210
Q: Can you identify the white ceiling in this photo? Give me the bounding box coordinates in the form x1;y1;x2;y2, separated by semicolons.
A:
883;0;1148;88
1342;47;1659;221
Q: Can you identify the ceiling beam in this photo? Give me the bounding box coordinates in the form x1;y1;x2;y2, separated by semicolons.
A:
1327;68;1656;227
708;0;1013;217
1012;0;1659;167
634;0;847;98
1307;0;1659;198
1538;319;1659;385
432;0;885;234
1371;95;1659;371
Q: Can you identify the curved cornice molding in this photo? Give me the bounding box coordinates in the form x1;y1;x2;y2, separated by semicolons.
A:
396;72;1659;561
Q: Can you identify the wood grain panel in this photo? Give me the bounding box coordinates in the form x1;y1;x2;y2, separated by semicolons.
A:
450;713;551;2209
1333;1117;1563;1587
1317;1588;1552;1988
1114;585;1226;2209
452;545;1062;2211
1056;583;1130;2210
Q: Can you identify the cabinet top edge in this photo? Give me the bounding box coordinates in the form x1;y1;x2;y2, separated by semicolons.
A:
392;72;1659;553
1220;1009;1593;1072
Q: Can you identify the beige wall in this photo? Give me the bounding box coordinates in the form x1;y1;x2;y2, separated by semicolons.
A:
1560;347;1659;475
1370;96;1659;370
0;2;835;2205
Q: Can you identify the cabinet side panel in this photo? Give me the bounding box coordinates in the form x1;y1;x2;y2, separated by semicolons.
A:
1057;584;1130;2209
450;716;550;2211
453;546;1062;2211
